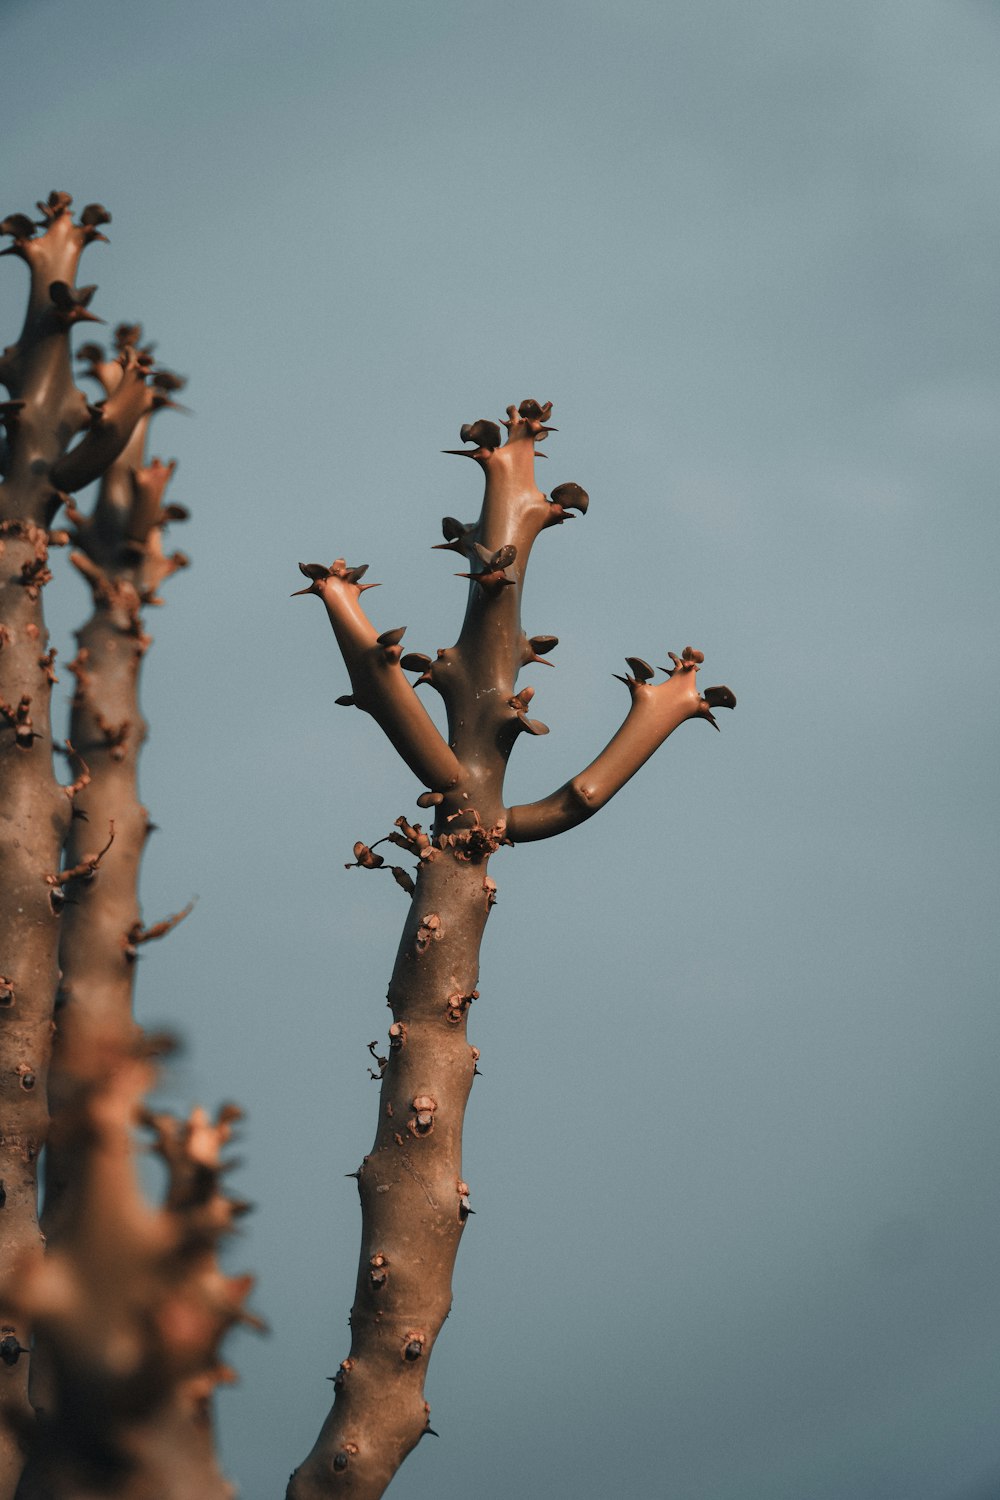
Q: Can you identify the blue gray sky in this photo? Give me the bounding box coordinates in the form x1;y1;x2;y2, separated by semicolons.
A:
3;2;999;1496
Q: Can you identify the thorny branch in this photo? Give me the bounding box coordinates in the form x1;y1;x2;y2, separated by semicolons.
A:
0;193;163;1489
0;192;242;1499
288;398;734;1499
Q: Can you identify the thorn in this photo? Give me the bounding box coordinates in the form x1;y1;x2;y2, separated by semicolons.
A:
549;481;589;515
291;561;328;596
400;652;432;674
473;542;517;570
455;547;517;589
127;899;196;948
625;656;654;682
529;634;558;655
458;419;502;449
45;820;116;887
0;213;36;241
79;203;109;225
662;647;704;677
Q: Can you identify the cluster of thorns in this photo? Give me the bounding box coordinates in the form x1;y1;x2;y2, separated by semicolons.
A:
346;808;511;894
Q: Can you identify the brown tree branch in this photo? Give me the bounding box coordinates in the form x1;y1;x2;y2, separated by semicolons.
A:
49;348;157;495
506;649;736;842
0;194;112;1490
294;559;460;790
10;1037;250;1500
37;323;233;1497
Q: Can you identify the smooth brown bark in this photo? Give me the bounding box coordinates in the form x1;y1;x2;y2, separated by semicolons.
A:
289;401;734;1497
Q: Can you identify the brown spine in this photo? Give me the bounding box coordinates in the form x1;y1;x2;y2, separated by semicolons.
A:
288;400;734;1497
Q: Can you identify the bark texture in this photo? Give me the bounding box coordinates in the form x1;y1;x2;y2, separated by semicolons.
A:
288;401;735;1497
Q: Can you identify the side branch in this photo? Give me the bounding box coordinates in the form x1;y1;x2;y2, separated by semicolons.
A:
49;348;157;494
506;649;735;842
295;560;460;791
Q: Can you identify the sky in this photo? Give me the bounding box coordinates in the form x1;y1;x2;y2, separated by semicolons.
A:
3;1;999;1496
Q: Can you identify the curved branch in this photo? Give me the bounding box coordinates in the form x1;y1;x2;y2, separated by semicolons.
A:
506;652;735;842
295;561;460;791
50;349;155;494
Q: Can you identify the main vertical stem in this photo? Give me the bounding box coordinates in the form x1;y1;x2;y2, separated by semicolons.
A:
288;845;490;1498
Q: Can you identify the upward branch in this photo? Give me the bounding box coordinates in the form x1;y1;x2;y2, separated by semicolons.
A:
506;649;736;841
293;559;460;790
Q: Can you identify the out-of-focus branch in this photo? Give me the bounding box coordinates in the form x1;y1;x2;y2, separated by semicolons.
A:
46;327;190;1227
11;1036;252;1500
0;194;119;1491
38;326;228;1495
49;347;158;495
